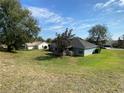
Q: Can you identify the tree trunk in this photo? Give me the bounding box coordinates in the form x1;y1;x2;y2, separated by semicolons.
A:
96;35;100;45
7;45;13;52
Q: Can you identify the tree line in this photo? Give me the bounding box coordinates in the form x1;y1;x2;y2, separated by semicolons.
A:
0;0;123;53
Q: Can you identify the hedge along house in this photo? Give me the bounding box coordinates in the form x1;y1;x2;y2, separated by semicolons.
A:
70;37;97;56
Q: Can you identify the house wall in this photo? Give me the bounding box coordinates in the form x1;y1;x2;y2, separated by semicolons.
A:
38;44;43;49
38;42;49;49
73;48;96;56
84;48;96;56
27;46;34;50
73;48;84;56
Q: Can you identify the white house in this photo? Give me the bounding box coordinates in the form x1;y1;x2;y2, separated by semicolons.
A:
25;41;49;50
37;42;49;50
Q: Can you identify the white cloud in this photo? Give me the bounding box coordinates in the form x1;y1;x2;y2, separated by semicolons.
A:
119;0;124;6
26;6;93;33
95;0;116;9
44;25;65;32
116;9;124;13
95;0;124;9
28;7;63;24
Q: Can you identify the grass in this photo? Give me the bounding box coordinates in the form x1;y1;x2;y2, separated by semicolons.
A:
0;49;124;93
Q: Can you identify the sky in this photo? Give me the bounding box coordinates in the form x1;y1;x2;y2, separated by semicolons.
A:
20;0;124;40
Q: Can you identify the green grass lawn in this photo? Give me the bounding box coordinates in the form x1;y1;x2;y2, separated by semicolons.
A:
0;49;124;93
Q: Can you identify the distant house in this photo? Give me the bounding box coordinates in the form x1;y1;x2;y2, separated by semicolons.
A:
25;41;49;50
70;37;97;56
50;37;97;56
103;41;112;49
0;44;7;50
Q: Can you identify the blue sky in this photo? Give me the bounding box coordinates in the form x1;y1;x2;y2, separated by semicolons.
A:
20;0;124;40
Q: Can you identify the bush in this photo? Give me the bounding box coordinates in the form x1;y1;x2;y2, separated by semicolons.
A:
93;48;101;54
44;46;48;49
66;51;74;56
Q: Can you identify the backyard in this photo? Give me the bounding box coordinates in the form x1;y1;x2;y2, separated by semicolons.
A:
0;49;124;93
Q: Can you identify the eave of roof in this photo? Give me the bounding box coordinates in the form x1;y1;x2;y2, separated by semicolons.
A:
72;37;97;49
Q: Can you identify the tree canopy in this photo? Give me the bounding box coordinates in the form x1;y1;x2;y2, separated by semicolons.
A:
0;0;40;51
87;24;109;47
36;36;45;42
54;28;75;56
46;38;52;43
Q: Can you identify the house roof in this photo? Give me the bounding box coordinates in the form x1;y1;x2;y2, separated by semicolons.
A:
26;41;42;47
71;37;97;49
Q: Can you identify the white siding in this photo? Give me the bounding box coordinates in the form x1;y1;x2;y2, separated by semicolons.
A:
84;48;96;56
38;42;49;49
27;46;34;50
25;42;49;50
38;44;43;49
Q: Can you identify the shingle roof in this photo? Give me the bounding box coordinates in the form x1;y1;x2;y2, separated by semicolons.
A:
26;41;42;47
71;37;97;49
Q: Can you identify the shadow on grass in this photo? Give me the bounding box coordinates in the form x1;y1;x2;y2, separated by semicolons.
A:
34;52;60;61
0;48;17;53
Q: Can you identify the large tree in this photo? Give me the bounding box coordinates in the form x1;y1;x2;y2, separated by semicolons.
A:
54;28;75;56
88;24;109;47
0;0;40;51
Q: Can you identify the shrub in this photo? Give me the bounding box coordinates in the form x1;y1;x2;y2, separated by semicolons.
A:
93;48;101;54
44;46;48;49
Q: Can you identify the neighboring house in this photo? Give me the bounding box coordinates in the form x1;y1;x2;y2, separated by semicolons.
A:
103;45;112;49
25;41;49;50
103;41;112;49
0;44;7;49
39;42;49;50
70;37;97;56
50;37;97;56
